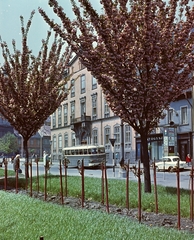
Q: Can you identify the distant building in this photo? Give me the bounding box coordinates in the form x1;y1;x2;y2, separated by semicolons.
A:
0;116;14;138
0;115;51;158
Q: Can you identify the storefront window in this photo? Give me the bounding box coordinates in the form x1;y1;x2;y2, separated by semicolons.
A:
151;141;163;160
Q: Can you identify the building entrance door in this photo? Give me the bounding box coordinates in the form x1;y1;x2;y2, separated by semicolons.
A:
179;141;187;161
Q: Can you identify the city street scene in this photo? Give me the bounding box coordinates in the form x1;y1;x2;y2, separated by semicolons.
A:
0;0;194;239
3;158;193;190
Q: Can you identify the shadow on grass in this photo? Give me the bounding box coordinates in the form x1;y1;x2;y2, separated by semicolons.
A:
0;177;26;189
165;186;190;195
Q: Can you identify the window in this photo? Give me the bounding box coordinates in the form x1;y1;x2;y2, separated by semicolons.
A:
168;109;173;124
92;76;97;89
58;106;62;126
71;79;75;97
92;129;98;145
71;132;75;146
92;93;97;120
80;97;86;116
104;99;110;118
71;101;75;121
64;133;68;147
79;60;85;70
125;125;131;143
114;126;120;144
58;135;62;153
104;127;110;144
63;104;68;126
53;135;57;153
64;83;68;100
181;107;188;124
52;112;56;128
80;74;86;94
63;68;69;77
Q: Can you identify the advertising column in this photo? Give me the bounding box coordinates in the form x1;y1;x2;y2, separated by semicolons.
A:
163;126;177;156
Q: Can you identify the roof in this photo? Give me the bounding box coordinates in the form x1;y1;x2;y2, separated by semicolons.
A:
38;125;51;137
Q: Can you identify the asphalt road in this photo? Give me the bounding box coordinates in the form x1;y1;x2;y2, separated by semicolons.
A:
5;160;193;190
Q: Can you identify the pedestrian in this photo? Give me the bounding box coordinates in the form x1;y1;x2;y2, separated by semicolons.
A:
13;154;20;172
186;153;191;167
43;151;50;169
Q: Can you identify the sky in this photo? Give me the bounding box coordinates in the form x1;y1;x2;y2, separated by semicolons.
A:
0;0;193;65
0;0;101;64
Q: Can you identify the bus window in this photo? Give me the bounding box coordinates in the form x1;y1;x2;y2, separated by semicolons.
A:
75;150;78;155
65;150;70;155
92;148;97;154
79;150;83;154
84;149;88;154
88;149;91;154
71;150;75;155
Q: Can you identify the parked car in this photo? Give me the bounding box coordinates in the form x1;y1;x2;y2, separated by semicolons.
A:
155;156;187;172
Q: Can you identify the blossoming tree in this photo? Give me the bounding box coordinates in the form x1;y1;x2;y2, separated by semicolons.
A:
0;11;72;177
39;0;194;192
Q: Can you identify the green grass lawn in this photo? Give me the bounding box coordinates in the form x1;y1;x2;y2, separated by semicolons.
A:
0;191;193;240
0;169;192;218
32;175;191;218
0;170;194;239
0;168;16;177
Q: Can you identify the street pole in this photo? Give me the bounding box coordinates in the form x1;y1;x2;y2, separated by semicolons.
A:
109;136;116;177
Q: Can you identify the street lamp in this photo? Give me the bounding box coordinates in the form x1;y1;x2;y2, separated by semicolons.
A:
109;135;116;176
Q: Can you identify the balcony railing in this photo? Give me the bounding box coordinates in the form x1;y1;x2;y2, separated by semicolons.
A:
70;115;91;124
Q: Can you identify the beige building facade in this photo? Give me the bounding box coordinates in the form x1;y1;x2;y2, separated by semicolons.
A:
50;56;136;164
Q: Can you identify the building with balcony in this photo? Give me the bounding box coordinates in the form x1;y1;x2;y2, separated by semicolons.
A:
50;56;136;164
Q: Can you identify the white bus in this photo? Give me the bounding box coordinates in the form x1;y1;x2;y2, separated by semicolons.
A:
62;145;106;167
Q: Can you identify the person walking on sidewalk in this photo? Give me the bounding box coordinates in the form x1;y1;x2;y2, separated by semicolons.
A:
13;154;20;172
186;153;191;167
43;151;50;170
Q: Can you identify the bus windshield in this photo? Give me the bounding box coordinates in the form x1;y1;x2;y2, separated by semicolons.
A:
98;147;105;153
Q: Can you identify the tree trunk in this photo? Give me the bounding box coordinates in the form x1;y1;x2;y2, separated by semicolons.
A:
141;133;151;193
23;137;29;178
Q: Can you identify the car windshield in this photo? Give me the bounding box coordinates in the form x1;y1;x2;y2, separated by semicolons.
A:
162;157;180;162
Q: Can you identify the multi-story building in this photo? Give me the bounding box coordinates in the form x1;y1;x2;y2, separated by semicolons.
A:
50;56;136;164
136;89;193;162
